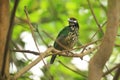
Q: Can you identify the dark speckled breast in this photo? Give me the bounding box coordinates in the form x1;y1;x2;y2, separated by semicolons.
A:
65;26;79;49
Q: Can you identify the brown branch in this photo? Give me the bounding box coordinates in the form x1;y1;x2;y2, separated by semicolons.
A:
13;42;120;59
74;39;101;53
1;0;19;77
12;50;40;55
13;46;97;79
88;0;120;80
53;46;98;58
13;47;96;79
13;47;53;79
79;39;100;56
12;45;98;58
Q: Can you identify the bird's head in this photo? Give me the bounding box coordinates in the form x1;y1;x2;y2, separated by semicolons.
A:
68;17;79;29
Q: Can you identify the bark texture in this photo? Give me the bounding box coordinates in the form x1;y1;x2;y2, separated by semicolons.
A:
0;0;10;78
88;0;120;80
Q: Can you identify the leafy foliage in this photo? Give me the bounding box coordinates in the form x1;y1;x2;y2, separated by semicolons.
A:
10;0;120;80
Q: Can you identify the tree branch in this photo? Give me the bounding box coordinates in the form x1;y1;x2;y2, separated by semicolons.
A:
13;47;53;79
88;0;120;80
1;0;19;77
12;46;98;58
12;50;40;55
12;46;97;79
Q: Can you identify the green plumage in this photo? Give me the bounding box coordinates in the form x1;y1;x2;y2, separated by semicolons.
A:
50;18;79;64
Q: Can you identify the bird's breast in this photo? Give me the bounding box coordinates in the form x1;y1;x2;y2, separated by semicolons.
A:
65;29;78;49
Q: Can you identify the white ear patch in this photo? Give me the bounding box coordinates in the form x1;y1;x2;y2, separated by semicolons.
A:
73;20;77;23
68;19;77;23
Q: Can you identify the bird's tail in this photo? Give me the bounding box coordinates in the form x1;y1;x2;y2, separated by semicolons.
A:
50;54;57;64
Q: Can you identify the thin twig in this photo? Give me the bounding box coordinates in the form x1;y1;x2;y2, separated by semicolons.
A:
24;6;47;66
24;7;54;80
113;67;120;80
12;50;40;55
74;39;101;51
104;65;113;76
35;26;49;47
87;0;104;34
90;21;107;40
11;40;30;60
79;21;106;54
82;21;106;57
115;44;120;47
97;0;107;13
102;63;120;77
81;21;106;56
58;60;88;78
42;30;55;40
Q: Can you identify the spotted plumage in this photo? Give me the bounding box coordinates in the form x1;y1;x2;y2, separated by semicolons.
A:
50;18;79;64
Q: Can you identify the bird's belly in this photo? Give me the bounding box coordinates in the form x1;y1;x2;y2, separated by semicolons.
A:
65;32;78;49
67;37;78;49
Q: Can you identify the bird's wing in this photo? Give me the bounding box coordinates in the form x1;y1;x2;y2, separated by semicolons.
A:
57;26;69;38
54;26;69;50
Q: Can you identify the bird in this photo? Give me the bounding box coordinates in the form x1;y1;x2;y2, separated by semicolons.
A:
50;17;79;64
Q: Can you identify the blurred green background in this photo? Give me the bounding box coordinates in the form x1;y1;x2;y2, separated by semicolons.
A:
10;0;120;80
